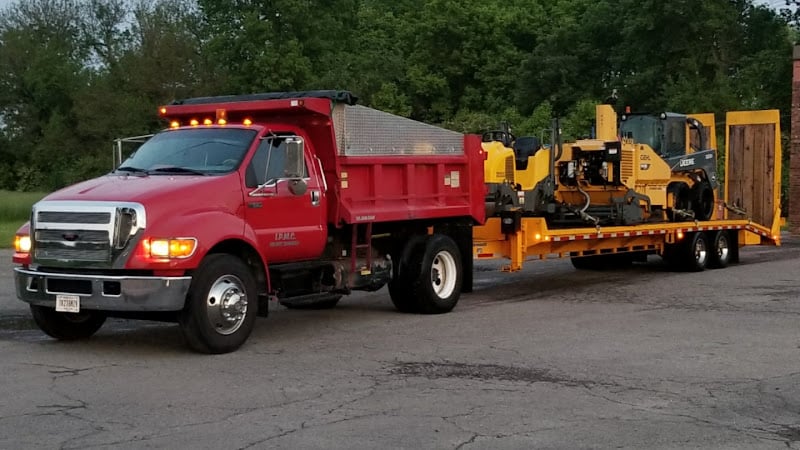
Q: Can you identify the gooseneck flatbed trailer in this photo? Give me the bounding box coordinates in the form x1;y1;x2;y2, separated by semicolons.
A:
475;109;782;272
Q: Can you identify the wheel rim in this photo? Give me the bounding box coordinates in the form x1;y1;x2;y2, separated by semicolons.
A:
694;238;708;267
431;250;457;299
716;235;729;262
206;275;248;335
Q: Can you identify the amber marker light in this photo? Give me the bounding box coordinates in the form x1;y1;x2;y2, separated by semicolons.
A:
159;107;167;115
170;120;180;129
217;118;227;125
243;118;253;126
203;118;213;125
677;231;684;240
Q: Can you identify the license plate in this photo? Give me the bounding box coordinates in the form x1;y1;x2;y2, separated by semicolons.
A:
56;294;80;313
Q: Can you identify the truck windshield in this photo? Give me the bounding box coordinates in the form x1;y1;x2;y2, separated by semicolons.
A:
116;128;257;175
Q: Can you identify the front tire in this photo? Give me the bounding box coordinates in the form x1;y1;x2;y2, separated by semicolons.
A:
30;305;106;340
179;254;258;354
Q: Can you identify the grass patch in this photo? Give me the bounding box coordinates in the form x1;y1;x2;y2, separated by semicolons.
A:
0;221;25;248
0;190;47;248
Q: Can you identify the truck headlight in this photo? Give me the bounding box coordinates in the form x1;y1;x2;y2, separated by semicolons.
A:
143;238;197;259
14;234;31;254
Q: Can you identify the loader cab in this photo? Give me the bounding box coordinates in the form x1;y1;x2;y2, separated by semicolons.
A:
619;112;709;159
619;113;688;159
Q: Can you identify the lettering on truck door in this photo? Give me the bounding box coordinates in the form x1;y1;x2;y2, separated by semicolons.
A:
243;135;326;262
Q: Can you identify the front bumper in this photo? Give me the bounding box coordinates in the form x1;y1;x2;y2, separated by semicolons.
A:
14;268;191;312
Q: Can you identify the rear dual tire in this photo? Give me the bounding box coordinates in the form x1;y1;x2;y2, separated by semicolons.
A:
388;234;462;314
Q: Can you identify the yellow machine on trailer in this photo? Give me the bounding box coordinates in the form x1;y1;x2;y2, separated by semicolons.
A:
476;108;782;272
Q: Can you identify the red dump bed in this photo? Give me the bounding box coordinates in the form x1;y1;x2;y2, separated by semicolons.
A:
334;136;485;225
161;93;487;227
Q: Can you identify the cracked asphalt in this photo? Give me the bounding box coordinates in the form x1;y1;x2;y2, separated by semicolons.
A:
2;236;800;449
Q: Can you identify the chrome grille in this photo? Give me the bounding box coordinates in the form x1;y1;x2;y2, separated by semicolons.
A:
36;247;110;262
37;229;109;242
37;211;111;224
31;201;147;266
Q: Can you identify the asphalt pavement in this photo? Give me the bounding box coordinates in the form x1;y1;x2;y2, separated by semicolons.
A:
1;238;800;449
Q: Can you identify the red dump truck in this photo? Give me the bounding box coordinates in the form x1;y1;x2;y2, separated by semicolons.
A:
12;91;485;353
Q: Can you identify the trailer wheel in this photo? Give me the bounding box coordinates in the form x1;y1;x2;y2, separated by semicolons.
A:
681;232;709;272
179;254;258;354
708;231;731;269
388;235;427;313
30;305;106;340
407;235;463;314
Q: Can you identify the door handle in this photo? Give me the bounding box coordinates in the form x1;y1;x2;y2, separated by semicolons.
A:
310;190;321;206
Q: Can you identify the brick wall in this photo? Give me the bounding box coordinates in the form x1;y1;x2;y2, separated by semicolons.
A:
791;46;800;235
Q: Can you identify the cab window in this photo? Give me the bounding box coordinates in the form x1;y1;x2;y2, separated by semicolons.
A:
246;137;307;187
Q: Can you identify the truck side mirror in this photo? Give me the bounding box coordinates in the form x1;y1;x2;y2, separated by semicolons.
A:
285;137;307;196
285;137;306;179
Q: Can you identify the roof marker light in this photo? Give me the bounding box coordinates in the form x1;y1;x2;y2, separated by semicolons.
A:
190;119;199;126
243;118;253;126
169;120;180;129
203;118;212;126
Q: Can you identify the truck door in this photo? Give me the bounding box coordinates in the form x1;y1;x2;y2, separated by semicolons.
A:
244;135;327;263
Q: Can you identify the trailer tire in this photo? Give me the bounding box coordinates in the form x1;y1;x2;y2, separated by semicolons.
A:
179;254;258;354
388;235;427;313
681;232;709;272
708;230;731;269
407;234;463;314
30;305;106;340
